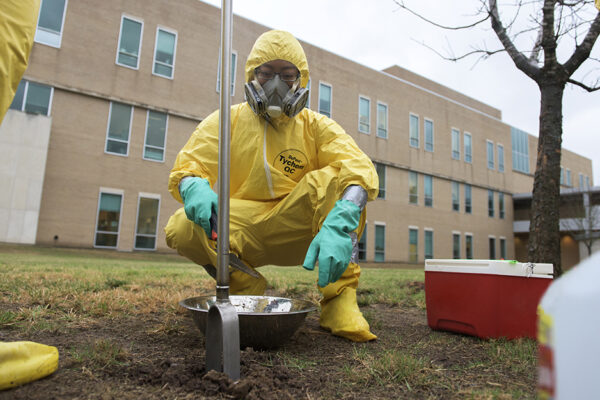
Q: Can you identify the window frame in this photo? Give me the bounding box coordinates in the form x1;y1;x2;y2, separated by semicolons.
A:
152;26;178;79
566;169;572;186
424;174;433;207
499;192;505;219
358;95;371;134
464;132;472;163
424;228;434;260
216;50;238;96
115;15;144;70
424;118;434;152
464;184;472;214
9;80;54;116
465;233;473;259
451;128;460;160
451;181;460;212
318;81;333;118
104;101;134;157
133;193;161;251
452;232;461;259
34;0;69;48
142;109;169;162
358;225;367;262
94;187;124;249
409;171;418;205
500;237;507;260
489;236;496;260
374;222;386;262
487;140;495;169
375;162;386;199
409;113;419;148
497;143;505;172
408;226;419;263
376;101;388;139
488;190;495;217
511;127;530;173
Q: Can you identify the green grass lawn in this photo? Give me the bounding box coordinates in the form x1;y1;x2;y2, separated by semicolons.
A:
0;244;538;399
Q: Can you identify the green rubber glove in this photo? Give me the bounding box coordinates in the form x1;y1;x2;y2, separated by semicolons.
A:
179;177;218;237
303;200;361;288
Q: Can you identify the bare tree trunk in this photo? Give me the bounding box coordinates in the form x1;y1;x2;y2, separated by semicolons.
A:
528;82;565;276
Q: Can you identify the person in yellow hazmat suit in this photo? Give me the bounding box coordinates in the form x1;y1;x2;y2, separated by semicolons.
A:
165;30;378;342
0;0;40;122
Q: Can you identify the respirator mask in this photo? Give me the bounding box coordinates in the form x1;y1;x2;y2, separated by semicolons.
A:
245;68;309;120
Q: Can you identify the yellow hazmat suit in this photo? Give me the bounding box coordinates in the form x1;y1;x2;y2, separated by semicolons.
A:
0;0;40;122
166;30;378;341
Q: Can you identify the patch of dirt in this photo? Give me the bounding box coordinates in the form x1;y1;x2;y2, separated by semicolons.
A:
0;289;537;399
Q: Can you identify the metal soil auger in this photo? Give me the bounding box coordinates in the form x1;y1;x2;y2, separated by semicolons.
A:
205;0;239;380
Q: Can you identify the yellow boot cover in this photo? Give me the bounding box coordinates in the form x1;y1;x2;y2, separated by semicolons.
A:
0;341;59;390
319;263;377;342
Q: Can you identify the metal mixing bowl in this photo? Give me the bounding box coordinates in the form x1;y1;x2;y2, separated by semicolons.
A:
179;295;317;349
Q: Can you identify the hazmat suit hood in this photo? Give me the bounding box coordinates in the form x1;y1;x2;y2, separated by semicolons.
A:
245;30;309;89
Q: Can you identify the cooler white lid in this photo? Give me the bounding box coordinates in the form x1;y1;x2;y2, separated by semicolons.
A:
425;259;553;278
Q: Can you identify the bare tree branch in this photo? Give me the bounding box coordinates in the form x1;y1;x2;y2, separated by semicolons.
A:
488;0;541;80
411;38;505;62
563;12;600;75
529;27;544;64
567;77;600;90
392;1;490;30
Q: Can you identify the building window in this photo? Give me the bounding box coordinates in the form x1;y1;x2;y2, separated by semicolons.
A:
498;144;505;172
499;193;505;219
9;80;53;116
377;102;388;139
95;190;123;248
586;176;590;189
358;96;370;133
305;79;311;109
374;224;385;262
143;110;168;162
409;113;419;148
489;237;496;260
409;228;418;263
217;51;237;95
511;127;530;173
566;169;572;186
153;27;177;79
424;119;434;152
560;167;564;185
318;82;332;117
134;194;160;250
487;140;495;169
453;233;461;259
358;228;367;261
488;190;494;217
579;173;585;188
465;184;472;214
424;175;433;207
116;16;143;69
375;162;386;199
452;181;460;212
464;132;472;163
105;102;133;156
409;171;418;204
424;229;433;260
451;128;460;160
35;0;68;48
465;234;473;259
500;237;507;260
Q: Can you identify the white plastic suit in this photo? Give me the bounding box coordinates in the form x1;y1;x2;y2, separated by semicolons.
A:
165;30;378;342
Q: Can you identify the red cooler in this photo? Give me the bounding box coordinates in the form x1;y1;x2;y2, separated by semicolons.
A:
424;259;553;339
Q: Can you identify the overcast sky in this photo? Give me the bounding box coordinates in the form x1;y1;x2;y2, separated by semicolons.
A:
201;0;600;184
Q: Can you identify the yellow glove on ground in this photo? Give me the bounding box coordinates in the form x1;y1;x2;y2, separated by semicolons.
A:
0;341;59;390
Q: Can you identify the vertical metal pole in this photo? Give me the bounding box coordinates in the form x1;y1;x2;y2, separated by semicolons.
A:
217;0;232;300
